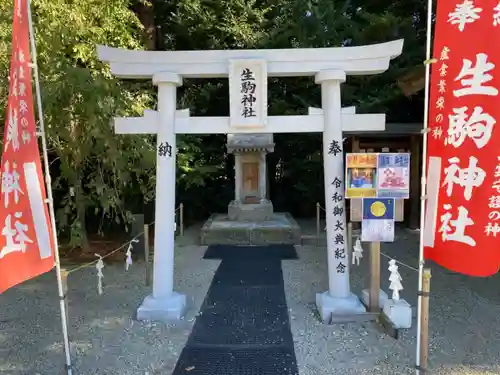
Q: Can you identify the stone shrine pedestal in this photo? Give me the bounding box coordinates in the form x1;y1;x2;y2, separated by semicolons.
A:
201;134;301;245
200;211;301;245
228;199;273;221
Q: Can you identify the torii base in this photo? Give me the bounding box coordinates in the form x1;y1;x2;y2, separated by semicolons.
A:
316;291;366;323
136;292;187;322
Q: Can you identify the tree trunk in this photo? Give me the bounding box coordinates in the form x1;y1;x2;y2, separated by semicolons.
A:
69;115;90;251
133;1;157;50
74;181;90;251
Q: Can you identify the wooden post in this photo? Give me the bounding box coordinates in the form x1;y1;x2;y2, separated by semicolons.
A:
352;136;360;153
419;268;432;372
347;222;353;265
369;242;381;312
180;202;184;236
61;268;69;321
351;137;361;231
144;224;151;286
316;202;320;244
130;213;145;256
410;135;420;228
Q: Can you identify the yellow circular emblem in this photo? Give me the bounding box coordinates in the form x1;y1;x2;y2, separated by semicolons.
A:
370;201;386;217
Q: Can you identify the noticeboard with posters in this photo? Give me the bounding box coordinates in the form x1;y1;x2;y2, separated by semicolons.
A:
346;152;410;223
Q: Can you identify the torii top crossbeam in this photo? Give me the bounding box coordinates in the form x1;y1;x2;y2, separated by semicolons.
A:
97;40;404;79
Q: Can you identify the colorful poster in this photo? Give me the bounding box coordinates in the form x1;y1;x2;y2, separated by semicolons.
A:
361;198;395;242
423;0;500;277
377;153;410;198
345;152;411;199
0;0;55;293
345;153;378;198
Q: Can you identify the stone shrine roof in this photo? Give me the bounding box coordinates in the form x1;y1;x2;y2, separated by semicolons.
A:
226;134;274;153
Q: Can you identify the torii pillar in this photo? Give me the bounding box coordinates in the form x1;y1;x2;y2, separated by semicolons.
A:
136;72;187;321
315;70;366;321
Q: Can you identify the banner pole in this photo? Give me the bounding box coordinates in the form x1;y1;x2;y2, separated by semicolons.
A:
26;1;73;374
416;0;434;372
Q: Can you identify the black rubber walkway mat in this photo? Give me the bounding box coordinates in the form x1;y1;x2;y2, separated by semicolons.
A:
211;260;283;287
173;347;298;375
172;245;299;375
188;286;291;346
203;244;298;260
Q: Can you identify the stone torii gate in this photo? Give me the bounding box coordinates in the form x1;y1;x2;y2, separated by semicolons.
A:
97;40;404;322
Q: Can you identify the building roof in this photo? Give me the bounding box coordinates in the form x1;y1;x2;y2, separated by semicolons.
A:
346;122;423;136
226;133;275;153
397;66;425;96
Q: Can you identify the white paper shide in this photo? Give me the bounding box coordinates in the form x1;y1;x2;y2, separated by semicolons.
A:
95;254;104;295
384;258;411;329
352;237;364;266
229;59;267;129
388;259;403;300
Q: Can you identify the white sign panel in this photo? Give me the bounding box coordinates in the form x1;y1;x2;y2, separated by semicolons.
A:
361;219;395;242
229;59;268;129
361;198;395;242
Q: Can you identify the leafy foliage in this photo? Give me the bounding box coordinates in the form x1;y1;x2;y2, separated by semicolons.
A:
0;0;155;247
0;0;427;246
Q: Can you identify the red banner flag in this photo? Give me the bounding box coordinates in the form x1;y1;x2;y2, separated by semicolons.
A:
0;0;54;293
423;0;500;276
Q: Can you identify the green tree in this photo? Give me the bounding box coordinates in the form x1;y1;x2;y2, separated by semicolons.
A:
0;0;155;248
0;0;429;244
259;0;427;212
152;0;276;218
151;0;427;217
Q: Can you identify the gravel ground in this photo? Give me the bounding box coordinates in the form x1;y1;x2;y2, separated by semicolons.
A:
283;229;500;375
1;228;500;375
0;245;219;375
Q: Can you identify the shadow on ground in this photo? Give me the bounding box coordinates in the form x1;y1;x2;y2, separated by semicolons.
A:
1;222;500;375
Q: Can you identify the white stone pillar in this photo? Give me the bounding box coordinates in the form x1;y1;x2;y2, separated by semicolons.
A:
234;153;242;201
259;151;267;200
136;72;187;321
315;70;365;321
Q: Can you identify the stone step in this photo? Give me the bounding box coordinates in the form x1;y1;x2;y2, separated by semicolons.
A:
200;213;301;246
300;235;327;246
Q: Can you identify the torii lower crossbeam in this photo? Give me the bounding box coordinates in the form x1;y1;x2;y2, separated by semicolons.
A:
114;108;385;135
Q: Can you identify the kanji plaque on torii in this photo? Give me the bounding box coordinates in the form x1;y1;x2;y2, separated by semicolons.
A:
229;59;268;129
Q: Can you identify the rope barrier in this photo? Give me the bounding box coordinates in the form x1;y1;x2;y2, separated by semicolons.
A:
380;251;419;273
66;203;186;274
316;201;417;273
67;220;155;275
65;202;185;274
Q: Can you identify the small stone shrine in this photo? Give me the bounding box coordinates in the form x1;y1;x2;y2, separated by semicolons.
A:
200;133;301;245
